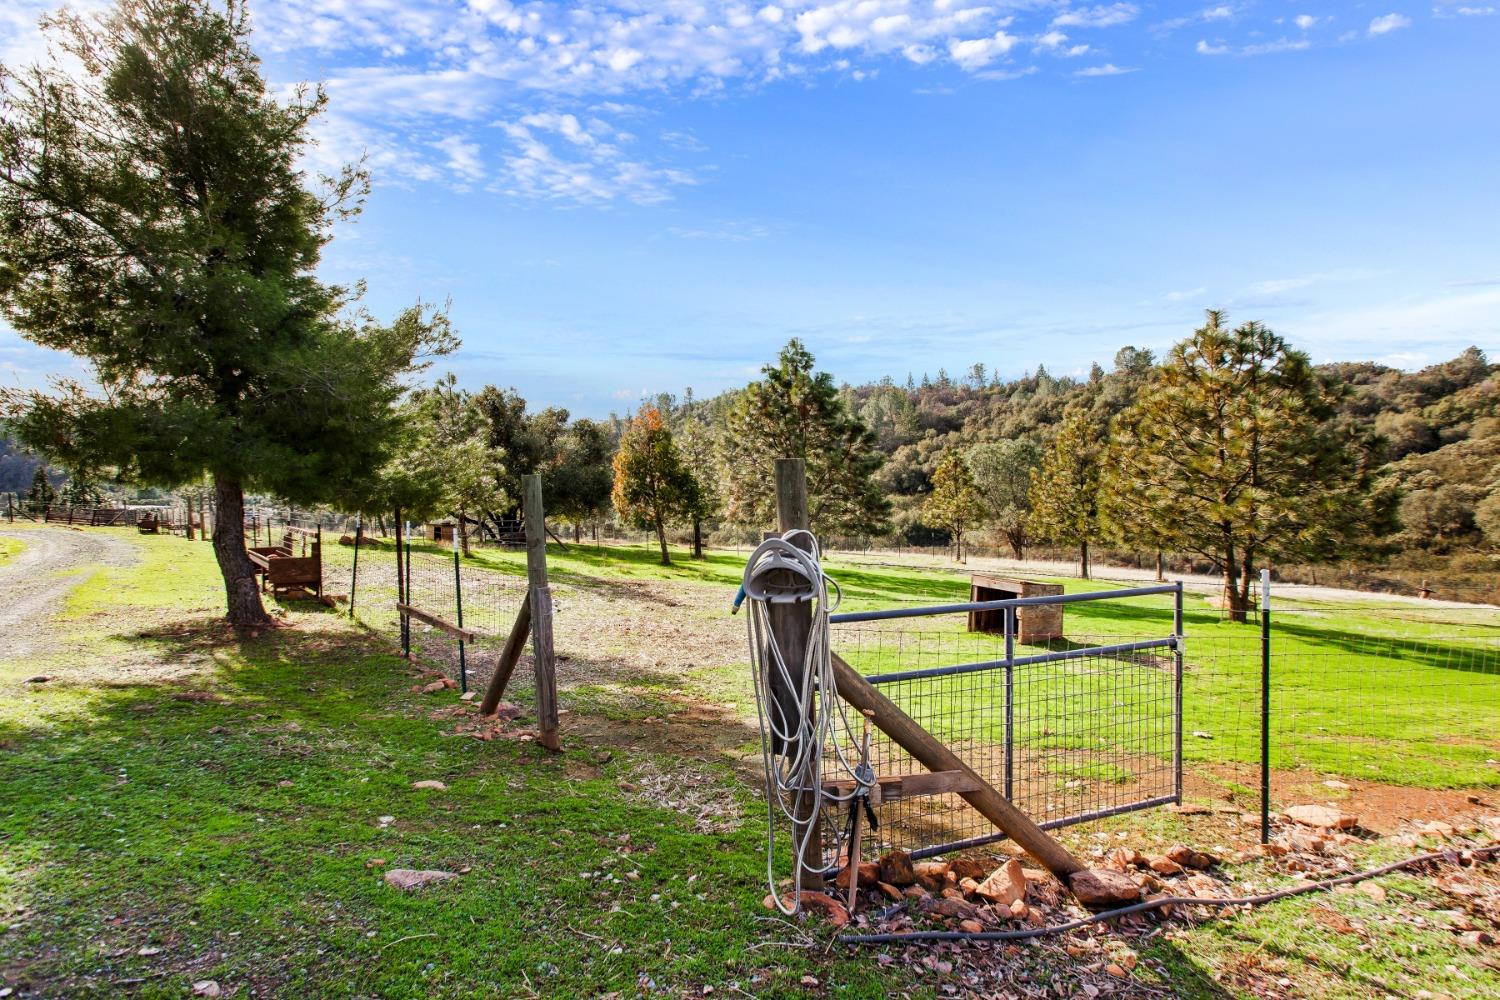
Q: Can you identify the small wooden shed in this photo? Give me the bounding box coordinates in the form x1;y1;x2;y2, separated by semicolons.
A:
968;574;1064;643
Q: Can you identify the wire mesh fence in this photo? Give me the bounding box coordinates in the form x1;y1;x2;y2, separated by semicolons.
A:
830;586;1500;860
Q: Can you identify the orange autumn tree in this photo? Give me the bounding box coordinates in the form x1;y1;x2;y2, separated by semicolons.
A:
612;404;701;565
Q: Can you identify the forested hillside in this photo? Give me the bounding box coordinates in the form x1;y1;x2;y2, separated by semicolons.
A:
0;435;49;496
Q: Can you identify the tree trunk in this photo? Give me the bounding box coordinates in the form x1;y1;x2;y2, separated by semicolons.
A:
1221;548;1245;623
458;508;471;557
1155;550;1165;583
185;496;196;541
211;475;271;627
692;517;703;559
574;522;582;544
1238;552;1255;614
1078;538;1091;580
655;517;671;566
1007;531;1025;561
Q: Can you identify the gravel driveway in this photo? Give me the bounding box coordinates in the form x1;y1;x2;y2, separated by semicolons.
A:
0;526;138;661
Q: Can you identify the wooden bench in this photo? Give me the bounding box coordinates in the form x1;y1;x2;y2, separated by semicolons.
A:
247;527;322;597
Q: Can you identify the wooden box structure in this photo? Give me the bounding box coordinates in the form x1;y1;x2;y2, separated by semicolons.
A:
967;574;1064;643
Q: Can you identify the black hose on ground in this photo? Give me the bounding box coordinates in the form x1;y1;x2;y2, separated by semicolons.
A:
839;842;1500;945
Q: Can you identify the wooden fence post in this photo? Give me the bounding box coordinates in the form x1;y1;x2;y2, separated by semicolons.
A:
524;474;561;751
769;458;822;885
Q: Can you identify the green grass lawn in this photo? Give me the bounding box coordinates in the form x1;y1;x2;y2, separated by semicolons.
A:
0;536;23;566
0;535;912;998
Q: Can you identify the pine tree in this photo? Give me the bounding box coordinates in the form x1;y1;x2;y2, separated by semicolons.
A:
923;452;987;561
1103;310;1377;620
1029;407;1105;578
612;405;697;566
26;467;55;510
719;340;889;537
0;1;452;624
967;439;1042;559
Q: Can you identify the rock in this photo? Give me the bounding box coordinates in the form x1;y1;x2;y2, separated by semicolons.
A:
420;680;447;694
1286;804;1357;830
191;982;221;998
1145;892;1174;918
834;861;880;889
940;887;967;901
958;919;985;934
1323;780;1352;790
1164;844;1195;866
1417;820;1456;838
1149;857;1185;876
958;877;981;896
903;884;929;900
1069;868;1142;910
1358;882;1386;903
876;881;905;901
1462;931;1495;947
1253;842;1289;858
975;859;1028;906
786;892;849;927
277;780;294;788
459;691;477;701
1008;898;1028;918
24;675;53;684
913;861;951;880
1166;802;1211;814
1108;847;1146;869
922;896;980;921
384;869;459;891
411;780;447;791
1106;963;1128;978
949;857;991;881
878;850;918;887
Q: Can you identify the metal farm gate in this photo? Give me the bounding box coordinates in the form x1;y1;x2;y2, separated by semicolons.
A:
829;584;1185;860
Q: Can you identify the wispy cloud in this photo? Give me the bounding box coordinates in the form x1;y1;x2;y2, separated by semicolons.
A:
494;112;695;205
1052;4;1140;29
1368;13;1413;35
1074;63;1137;76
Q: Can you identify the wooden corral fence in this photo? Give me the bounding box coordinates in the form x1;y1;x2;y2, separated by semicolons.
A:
8;500;144;527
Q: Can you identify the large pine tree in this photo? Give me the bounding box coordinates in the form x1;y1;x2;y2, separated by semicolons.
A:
719;340;889;537
1103;311;1377;620
0;1;451;624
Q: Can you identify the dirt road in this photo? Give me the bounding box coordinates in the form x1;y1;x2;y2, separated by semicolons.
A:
0;526;137;661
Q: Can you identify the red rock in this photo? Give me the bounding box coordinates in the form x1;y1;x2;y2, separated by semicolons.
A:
1069;868;1142;910
878;850;918;887
834;862;880;889
922;896;980;921
1164;844;1194;865
913;861;951;880
1149;857;1185;876
949;857;991;880
876;881;904;901
958;919;985;934
975;859;1028;906
1286;804;1357;830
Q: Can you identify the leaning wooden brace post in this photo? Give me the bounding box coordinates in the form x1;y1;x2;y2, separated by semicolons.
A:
524;474;561;751
770;458;823;886
829;652;1086;883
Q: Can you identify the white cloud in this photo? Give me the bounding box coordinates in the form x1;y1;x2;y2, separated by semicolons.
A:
1294;14;1322;30
948;29;1019;69
1201;6;1235;20
1196;39;1229;54
434;135;485;183
1074;62;1137;76
494;112;695;205
1164;287;1208;302
1052;4;1140;29
668;221;772;241
1368;13;1413;35
1434;5;1497;16
1240;37;1312;55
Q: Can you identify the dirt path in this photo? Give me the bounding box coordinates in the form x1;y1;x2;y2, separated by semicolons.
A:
0;526;137;661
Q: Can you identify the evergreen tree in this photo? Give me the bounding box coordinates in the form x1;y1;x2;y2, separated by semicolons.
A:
1029;407;1105;578
1104;310;1377;620
923;451;987;561
407;375;498;556
549;419;615;543
26;466;55;510
0;1;452;624
967;439;1042;559
719;340;889;537
612;405;696;566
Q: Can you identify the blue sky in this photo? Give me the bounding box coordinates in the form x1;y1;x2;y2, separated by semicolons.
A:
3;1;1499;416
